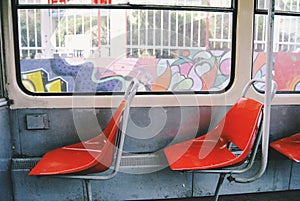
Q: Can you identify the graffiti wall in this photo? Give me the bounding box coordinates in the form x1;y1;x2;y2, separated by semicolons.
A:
20;50;300;93
253;52;300;91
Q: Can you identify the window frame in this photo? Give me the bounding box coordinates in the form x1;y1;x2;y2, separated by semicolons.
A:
0;2;7;99
7;0;289;108
12;0;237;96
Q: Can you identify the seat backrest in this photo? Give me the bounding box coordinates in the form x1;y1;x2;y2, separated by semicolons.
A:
102;100;126;140
220;97;263;151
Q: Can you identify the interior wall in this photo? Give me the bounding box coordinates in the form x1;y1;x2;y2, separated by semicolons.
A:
9;105;300;200
0;106;13;201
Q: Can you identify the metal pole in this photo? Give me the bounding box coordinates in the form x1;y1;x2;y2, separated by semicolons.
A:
84;180;93;201
234;0;275;183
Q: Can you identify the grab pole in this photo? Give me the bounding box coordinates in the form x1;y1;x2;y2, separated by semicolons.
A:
234;0;275;183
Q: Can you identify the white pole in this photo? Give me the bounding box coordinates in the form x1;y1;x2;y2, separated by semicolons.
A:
260;0;275;179
234;0;275;183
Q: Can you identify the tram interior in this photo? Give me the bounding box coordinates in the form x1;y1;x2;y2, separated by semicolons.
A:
0;0;300;201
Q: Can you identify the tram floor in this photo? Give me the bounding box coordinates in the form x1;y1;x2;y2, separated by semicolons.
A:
178;190;300;201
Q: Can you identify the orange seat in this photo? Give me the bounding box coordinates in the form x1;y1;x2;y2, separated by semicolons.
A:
29;101;125;175
270;133;300;162
164;97;263;171
29;79;139;176
163;78;277;201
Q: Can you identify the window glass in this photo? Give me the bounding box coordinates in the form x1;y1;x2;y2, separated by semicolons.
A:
16;0;234;94
19;0;232;7
0;6;4;98
256;0;300;12
254;0;300;92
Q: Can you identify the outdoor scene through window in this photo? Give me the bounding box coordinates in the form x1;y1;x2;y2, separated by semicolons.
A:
17;0;234;93
253;0;300;92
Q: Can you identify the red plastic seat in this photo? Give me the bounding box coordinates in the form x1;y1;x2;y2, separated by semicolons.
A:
270;133;300;162
29;100;126;175
164;97;263;171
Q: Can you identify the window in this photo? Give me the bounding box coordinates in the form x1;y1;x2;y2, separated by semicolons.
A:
253;0;300;92
0;3;5;98
15;0;235;94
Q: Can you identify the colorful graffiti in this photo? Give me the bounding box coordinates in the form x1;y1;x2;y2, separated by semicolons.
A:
20;50;232;93
22;69;67;93
161;50;231;91
253;52;300;91
20;51;300;93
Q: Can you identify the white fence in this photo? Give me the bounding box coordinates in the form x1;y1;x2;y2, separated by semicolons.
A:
18;8;233;59
18;0;300;59
255;0;300;52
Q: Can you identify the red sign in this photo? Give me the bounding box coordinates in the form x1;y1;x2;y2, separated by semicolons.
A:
48;0;111;4
92;0;112;4
48;0;68;3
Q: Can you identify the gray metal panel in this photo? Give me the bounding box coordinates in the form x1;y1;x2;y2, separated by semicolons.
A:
125;106;212;153
13;106;213;156
10;110;22;155
14;108;125;156
11;168;192;201
16;109;80;156
11;153;192;200
0;107;11;158
8;105;300;200
0;170;13;201
290;162;300;190
269;106;300;142
26;113;50;130
0;106;13;201
91;168;192;200
12;170;85;201
193;159;291;196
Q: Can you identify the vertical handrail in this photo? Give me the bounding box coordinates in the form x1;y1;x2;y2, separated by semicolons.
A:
233;0;275;183
112;78;139;176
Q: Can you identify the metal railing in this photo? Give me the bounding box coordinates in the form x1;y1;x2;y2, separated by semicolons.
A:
18;0;233;59
18;0;300;59
255;0;300;52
